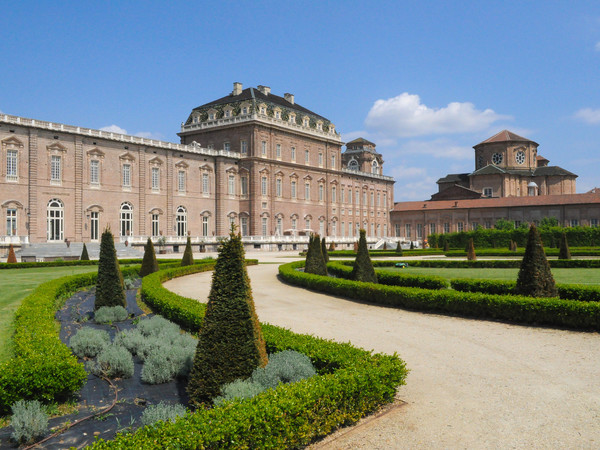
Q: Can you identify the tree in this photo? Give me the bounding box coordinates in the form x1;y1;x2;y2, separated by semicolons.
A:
351;229;377;283
181;236;194;266
495;219;514;231
539;216;559;228
466;238;477;261
559;232;571;260
187;230;268;405
321;237;329;263
7;244;17;263
140;237;159;277
95;227;126;310
395;241;403;256
80;243;90;261
514;224;557;297
305;234;327;276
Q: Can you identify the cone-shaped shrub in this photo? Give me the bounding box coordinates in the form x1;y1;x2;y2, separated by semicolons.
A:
351;229;377;283
443;240;449;252
383;242;387;250
181;236;194;266
466;238;477;261
305;234;327;276
353;241;358;252
559;232;571;260
329;241;335;251
396;241;403;255
187;231;268;406
514;224;557;297
94;227;126;310
7;244;17;263
80;243;90;261
321;237;329;263
140;237;159;277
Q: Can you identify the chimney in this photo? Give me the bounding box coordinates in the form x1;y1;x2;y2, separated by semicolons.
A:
232;82;242;96
257;85;271;95
284;93;295;104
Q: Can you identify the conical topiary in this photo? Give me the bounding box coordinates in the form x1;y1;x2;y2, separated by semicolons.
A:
80;243;90;261
443;240;449;252
353;241;358;252
559;232;571;260
514;224;557;297
7;244;17;263
383;242;387;250
181;236;194;266
466;238;477;261
329;241;335;251
351;229;377;283
140;237;159;277
321;237;329;263
187;230;268;405
305;234;327;276
396;241;403;256
410;241;414;250
95;227;126;310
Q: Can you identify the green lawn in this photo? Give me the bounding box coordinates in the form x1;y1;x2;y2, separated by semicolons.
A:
379;267;600;285
0;266;97;363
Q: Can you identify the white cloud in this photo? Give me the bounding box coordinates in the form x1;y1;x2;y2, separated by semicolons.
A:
394;175;438;201
100;124;128;134
574;107;600;124
398;139;473;160
364;93;510;138
390;165;427;179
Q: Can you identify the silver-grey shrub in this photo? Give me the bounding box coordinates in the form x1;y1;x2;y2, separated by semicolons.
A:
213;379;265;406
251;350;316;389
141;339;196;384
69;327;111;358
10;400;48;444
140;402;187;427
89;344;134;379
94;306;129;324
137;315;179;337
113;328;145;355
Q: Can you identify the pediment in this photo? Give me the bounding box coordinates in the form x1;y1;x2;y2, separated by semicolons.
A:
87;148;105;158
148;156;163;165
175;160;189;169
199;164;213;172
1;136;24;147
47;142;67;153
119;151;135;161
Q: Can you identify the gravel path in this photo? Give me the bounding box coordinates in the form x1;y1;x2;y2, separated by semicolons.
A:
165;263;600;449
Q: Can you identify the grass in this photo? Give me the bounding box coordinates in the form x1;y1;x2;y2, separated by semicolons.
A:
379;267;600;285
0;266;97;363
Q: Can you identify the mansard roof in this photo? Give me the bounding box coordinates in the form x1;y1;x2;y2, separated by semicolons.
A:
475;130;538;147
533;166;577;177
192;87;329;122
346;137;376;147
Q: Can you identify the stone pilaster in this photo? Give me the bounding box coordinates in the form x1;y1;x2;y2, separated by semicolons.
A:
74;137;83;241
166;151;173;236
138;147;146;236
28;129;38;241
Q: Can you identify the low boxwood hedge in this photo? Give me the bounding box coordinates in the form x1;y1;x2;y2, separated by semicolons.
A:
279;262;600;331
0;258;185;270
327;249;445;258
445;248;600;258
90;261;408;448
369;259;600;269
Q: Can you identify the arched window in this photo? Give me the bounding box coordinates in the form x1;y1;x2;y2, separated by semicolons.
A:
120;202;133;237
47;198;64;241
348;159;359;171
176;206;187;237
372;160;379;175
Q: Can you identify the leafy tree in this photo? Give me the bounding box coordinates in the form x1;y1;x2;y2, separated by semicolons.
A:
140;237;159;277
559;232;571;260
305;234;327;276
321;237;329;263
514;224;557;297
539;216;559;228
80;243;90;261
95;227;126;310
466;238;477;261
351;229;377;283
187;230;268;405
396;241;403;255
495;219;514;231
181;236;194;266
7;244;17;263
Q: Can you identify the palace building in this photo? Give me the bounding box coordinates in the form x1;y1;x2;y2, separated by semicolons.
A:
0;83;394;250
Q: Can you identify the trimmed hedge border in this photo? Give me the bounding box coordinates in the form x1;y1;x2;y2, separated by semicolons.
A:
327;249;444;258
280;261;600;331
369;259;600;269
0;265;139;415
0;258;185;270
446;248;600;258
90;261;408;448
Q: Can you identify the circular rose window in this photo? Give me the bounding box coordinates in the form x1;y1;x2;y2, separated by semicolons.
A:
516;150;525;165
492;152;503;165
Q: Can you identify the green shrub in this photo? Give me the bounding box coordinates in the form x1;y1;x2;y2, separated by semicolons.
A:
351;229;377;283
188;232;268;405
10;400;48;444
89;344;134;379
181;237;194;267
140;238;159;277
304;234;327;276
321;237;329;263
466;238;476;261
7;244;17;264
396;241;403;255
559;232;572;260
515;224;557;297
94;306;129;324
95;228;126;310
140;402;187;427
80;243;90;261
69;327;111;358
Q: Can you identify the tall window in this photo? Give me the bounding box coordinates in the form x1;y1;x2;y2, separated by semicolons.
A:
47;199;64;241
122;163;131;187
377;193;380;207
176;206;187;237
332;221;337;236
241;216;248;236
90;211;99;240
261;176;268;196
430;223;436;235
291;180;297;199
202;216;209;236
405;223;411;239
151;214;159;237
383;193;387;208
319;219;324;236
372;160;379;174
276;144;281;159
276;178;282;197
305;182;310;200
348;189;352;204
151;167;159;190
319;184;324;202
261;141;267;156
305;218;311;230
241;140;247;155
224;142;230;152
457;222;464;232
51;155;62;182
332;186;337;203
291;217;297;231
341;188;345;204
228;175;235;195
370;192;374;207
291;147;296;162
348;222;353;237
363;191;367;206
120;203;133;237
202;173;209;194
6;150;17;181
318;153;323;167
395;224;401;237
348;159;358;171
262;218;268;236
90;160;100;185
305;149;309;164
592;219;599;228
241;176;248;196
331;154;336;169
6;208;16;236
276;217;283;235
178;171;186;192
443;223;450;233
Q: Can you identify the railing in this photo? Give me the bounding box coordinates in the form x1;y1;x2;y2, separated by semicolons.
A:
0;235;29;245
341;168;395;182
120;234;396;246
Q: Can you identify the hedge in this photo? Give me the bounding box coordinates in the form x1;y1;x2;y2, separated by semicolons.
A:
445;248;600;258
369;259;600;269
327;249;444;258
91;263;408;448
0;265;139;415
279;262;600;331
0;258;185;270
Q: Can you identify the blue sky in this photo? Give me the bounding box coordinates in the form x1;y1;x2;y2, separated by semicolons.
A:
2;1;600;201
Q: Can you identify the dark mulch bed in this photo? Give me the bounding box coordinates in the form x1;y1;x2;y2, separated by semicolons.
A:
0;281;190;449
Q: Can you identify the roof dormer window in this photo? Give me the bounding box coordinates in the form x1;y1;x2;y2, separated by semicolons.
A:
348;159;358;171
259;104;267;115
316;121;323;131
289;114;296;124
274;108;281;120
208;109;217;121
242;106;248;115
303;116;309;127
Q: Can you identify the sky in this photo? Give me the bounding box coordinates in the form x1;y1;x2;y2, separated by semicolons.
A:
2;1;600;201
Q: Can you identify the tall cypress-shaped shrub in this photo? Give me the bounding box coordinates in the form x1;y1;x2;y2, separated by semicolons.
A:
351;229;377;283
514;224;557;297
187;231;268;405
95;228;126;310
443;240;449;252
181;236;194;266
353;241;358;252
321;237;329;263
396;241;403;255
80;243;90;261
140;237;159;277
305;234;327;275
559;232;571;260
7;244;17;263
466;238;477;261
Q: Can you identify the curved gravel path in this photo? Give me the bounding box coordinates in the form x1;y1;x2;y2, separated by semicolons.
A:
165;263;600;449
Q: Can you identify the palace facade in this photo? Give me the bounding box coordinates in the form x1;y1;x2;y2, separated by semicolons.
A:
0;83;394;249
